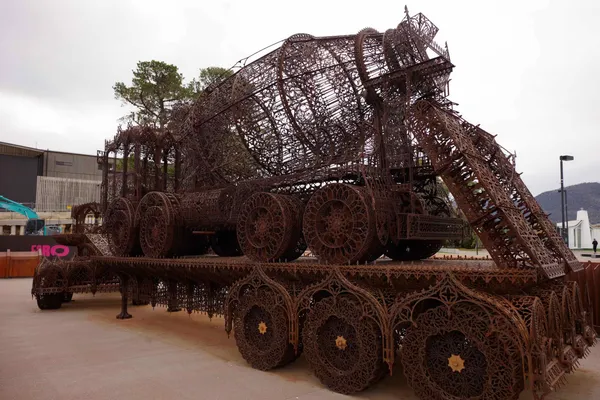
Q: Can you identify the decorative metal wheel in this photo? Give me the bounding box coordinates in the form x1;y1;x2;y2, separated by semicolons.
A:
303;183;380;264
303;296;386;394
105;197;138;256
139;206;174;257
233;287;298;370
237;192;294;262
137;192;178;258
279;195;307;261
210;231;243;257
384;239;443;261
401;304;523;400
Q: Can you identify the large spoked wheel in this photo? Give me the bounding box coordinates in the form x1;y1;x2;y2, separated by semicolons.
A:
237;192;294;262
137;192;178;258
105;197;138;256
139;206;174;257
210;231;243;257
303;183;381;264
384;239;443;261
233;287;298;370
401;304;524;400
303;296;386;394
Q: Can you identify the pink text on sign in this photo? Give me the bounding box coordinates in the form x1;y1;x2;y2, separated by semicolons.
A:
31;244;70;257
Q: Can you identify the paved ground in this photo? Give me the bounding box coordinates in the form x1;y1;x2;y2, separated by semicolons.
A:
1;278;599;400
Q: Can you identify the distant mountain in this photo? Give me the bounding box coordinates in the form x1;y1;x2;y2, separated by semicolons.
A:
535;182;600;225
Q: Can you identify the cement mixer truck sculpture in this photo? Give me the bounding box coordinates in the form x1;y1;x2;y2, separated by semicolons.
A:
102;9;465;263
32;8;596;400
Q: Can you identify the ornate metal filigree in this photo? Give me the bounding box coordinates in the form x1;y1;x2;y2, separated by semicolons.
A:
32;6;598;400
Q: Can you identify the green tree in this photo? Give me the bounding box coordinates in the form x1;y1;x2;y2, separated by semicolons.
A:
188;66;234;95
167;67;235;136
113;60;192;128
113;62;257;185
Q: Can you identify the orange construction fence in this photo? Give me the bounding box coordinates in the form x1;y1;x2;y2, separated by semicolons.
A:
0;250;41;278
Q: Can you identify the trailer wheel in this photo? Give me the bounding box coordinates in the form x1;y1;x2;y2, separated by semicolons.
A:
36;293;63;310
303;295;386;394
401;304;523;400
233;287;298;370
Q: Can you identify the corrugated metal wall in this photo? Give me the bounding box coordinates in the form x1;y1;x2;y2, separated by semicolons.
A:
35;176;101;212
0;154;39;204
44;152;103;181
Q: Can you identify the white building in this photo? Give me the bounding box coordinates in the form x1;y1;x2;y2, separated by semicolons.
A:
556;209;600;249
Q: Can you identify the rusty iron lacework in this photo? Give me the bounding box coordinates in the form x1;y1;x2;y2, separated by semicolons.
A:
33;6;595;400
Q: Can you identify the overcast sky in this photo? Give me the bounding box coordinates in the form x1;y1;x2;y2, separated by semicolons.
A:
0;0;597;195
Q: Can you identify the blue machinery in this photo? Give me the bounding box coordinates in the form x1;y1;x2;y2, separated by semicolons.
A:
0;195;60;235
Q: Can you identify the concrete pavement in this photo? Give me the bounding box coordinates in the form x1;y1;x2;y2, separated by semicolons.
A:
1;278;599;400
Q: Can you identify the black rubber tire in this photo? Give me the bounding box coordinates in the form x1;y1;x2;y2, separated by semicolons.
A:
36;293;63;310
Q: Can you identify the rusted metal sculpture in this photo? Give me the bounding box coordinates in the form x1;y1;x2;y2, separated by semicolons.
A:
32;7;596;400
34;202;120;306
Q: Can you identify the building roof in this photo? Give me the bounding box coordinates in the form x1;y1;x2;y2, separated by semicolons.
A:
556;220;583;228
0;141;97;159
0;141;43;158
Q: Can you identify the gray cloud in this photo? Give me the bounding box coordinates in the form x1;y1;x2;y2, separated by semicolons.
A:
1;0;597;195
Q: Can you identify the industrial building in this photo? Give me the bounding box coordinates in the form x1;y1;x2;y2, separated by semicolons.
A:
0;141;104;235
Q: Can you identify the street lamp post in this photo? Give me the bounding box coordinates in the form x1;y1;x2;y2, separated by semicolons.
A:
565;189;569;245
559;155;574;245
558;188;570;245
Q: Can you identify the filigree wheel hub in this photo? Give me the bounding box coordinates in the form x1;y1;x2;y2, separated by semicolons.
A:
317;317;359;370
258;321;268;335
448;354;465;373
319;200;353;247
233;288;298;371
303;183;380;264
237;192;295;262
137;192;178;258
335;335;348;350
303;296;386;394
151;224;161;241
401;304;523;400
249;207;272;244
425;330;487;397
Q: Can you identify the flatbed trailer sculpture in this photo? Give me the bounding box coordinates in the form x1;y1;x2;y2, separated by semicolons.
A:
32;8;596;400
